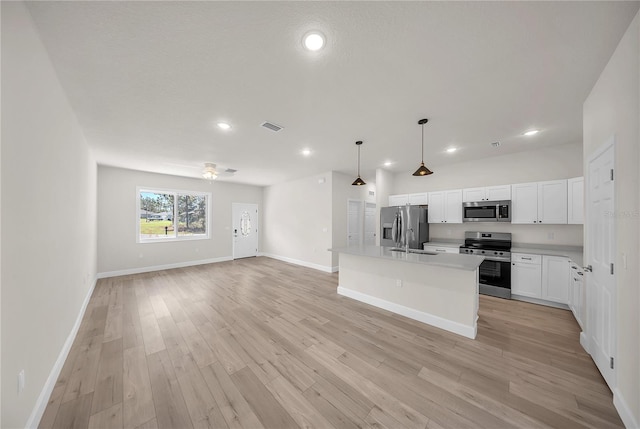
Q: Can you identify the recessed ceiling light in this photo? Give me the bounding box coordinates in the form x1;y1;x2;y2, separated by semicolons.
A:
384;161;392;167
303;32;325;51
446;147;457;153
523;129;539;136
217;122;231;130
301;149;312;156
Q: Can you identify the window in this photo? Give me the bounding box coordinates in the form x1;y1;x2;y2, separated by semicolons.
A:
137;187;211;242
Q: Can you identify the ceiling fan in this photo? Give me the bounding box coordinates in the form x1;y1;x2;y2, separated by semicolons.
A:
164;161;237;180
201;162;237;181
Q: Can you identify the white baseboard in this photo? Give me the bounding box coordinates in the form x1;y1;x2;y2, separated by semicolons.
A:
26;276;98;428
337;286;477;339
331;265;339;273
614;388;639;429
96;256;232;279
262;253;334;273
580;331;590;354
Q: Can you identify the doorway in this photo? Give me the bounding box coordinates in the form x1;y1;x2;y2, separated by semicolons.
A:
364;202;377;245
232;203;258;259
347;199;363;247
586;136;616;388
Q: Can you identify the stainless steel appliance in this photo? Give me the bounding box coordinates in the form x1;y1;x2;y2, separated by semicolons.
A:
462;200;511;222
380;205;429;249
459;231;512;299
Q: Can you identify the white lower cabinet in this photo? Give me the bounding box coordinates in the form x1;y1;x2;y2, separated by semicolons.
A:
541;255;570;304
569;263;585;329
512;253;571;307
423;244;459;254
511;253;542;298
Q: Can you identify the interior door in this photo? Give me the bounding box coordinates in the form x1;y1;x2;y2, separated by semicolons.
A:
232;203;258;259
347;199;363;246
364;202;376;245
586;138;616;388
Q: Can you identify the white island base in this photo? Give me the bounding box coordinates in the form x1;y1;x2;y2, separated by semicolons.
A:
336;251;481;339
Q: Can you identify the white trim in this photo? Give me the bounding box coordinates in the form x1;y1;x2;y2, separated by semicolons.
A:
331;265;339;273
26;276;98;429
613;388;638;429
511;294;570;310
262;253;334;273
580;331;590;353
337;286;477;339
97;256;232;279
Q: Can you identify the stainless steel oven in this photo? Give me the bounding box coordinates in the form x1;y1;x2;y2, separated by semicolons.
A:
459;232;512;299
463;200;511;222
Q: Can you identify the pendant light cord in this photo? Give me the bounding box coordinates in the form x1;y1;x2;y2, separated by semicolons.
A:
421;123;425;163
357;144;361;176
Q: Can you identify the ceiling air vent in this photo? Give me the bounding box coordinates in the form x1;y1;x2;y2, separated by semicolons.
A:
225;168;237;174
261;121;283;132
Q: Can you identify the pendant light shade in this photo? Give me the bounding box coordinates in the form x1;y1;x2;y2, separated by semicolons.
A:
352;141;366;186
412;118;433;176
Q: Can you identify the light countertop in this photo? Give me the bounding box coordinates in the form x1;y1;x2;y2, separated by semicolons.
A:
329;245;484;271
511;243;584;266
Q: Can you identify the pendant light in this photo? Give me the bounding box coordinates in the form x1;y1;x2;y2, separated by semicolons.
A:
352;141;366;186
412;118;433;176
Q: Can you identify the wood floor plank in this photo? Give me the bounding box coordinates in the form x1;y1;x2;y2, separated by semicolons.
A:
200;361;264;429
230;366;299;429
53;392;93;429
177;367;229;429
147;349;194;429
91;338;123;414
122;345;156;428
38;258;624;429
88;402;123;429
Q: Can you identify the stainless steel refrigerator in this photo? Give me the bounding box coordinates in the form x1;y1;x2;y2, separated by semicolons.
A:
380;205;429;249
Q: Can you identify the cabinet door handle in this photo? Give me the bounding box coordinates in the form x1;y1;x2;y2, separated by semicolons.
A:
578;272;583;276
522;257;532;260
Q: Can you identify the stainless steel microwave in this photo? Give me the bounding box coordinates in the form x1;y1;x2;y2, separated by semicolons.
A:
462;200;511;222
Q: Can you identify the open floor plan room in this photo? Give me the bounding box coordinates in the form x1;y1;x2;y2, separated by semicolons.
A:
39;258;622;429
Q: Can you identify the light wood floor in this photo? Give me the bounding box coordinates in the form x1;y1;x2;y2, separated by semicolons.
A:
39;257;623;429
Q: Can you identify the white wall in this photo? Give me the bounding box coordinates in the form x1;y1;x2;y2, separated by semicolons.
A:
263;172;334;271
391;143;584;246
583;11;639;428
1;3;98;427
97;166;263;275
331;171;376;267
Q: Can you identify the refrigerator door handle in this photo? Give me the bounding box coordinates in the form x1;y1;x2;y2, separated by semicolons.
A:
399;210;404;246
391;214;398;243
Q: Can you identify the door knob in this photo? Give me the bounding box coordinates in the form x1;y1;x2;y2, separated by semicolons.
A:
583;265;593;272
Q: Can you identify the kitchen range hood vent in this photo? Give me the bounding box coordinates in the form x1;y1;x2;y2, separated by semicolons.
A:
261;121;283;132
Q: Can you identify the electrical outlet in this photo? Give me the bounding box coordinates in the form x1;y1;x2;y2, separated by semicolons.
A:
139;253;144;259
547;232;555;240
396;279;402;288
18;370;25;394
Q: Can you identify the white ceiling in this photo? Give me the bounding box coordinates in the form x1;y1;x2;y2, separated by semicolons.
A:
26;1;639;186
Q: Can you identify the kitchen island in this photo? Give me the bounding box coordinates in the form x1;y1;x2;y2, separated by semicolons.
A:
330;246;484;339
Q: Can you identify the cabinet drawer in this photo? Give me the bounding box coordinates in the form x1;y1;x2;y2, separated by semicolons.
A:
424;245;459;254
511;253;542;264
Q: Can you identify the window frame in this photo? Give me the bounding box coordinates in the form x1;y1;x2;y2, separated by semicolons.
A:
136;186;212;243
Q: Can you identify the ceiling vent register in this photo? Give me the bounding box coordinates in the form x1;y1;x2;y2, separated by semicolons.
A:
261;121;283;132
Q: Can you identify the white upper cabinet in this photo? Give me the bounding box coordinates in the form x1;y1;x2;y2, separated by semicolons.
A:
408;192;428;206
388;194;409;206
462;185;511;202
462;187;486;203
428;190;462;223
567;177;584;224
485;185;511;201
511;180;568;224
538;180;568;224
511;182;539;223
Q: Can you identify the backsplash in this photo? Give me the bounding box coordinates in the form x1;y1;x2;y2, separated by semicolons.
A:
429;223;583;246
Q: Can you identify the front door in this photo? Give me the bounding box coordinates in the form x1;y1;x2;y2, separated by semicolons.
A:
586;137;616;388
232;203;258;259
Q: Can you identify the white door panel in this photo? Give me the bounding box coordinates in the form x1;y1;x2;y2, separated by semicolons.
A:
364;202;376;245
232;203;258;259
586;138;615;388
348;199;363;247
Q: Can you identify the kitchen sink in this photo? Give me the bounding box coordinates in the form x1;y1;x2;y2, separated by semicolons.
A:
389;248;438;255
